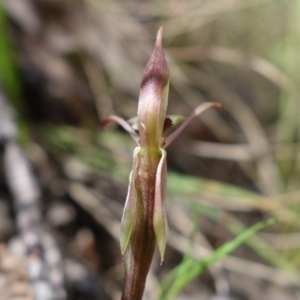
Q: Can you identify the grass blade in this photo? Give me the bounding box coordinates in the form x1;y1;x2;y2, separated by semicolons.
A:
159;218;277;300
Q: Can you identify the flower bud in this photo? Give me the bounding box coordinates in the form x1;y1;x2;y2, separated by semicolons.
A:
138;27;170;151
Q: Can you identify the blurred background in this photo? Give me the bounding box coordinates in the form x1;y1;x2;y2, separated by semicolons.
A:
1;0;300;299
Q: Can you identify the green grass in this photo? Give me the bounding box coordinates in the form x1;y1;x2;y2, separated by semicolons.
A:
159;218;277;300
0;3;27;144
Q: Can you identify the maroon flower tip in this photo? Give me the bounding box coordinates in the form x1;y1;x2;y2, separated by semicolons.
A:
100;119;110;129
163;117;173;132
140;27;170;92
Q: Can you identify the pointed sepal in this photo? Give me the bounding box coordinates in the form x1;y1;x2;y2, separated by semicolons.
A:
153;148;168;263
138;26;170;151
164;102;221;148
101;115;139;144
120;147;140;254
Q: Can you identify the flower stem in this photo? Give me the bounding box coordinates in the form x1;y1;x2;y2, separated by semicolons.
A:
121;150;161;300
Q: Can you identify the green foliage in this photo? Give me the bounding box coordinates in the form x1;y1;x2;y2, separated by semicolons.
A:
159;219;277;300
0;4;27;144
0;4;20;102
40;124;300;297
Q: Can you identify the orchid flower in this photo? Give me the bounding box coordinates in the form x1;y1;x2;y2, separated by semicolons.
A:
102;27;221;300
